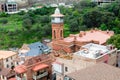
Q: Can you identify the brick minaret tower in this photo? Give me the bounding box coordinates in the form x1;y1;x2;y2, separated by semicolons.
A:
51;8;64;40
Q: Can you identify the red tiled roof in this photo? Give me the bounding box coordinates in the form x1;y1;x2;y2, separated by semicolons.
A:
9;78;16;80
14;65;26;74
32;64;49;71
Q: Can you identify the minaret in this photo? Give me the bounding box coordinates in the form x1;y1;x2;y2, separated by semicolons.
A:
51;8;64;40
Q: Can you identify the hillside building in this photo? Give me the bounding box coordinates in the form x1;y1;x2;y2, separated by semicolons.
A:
64;63;120;80
0;51;17;69
0;51;17;80
5;2;17;13
14;42;51;66
14;54;53;80
51;8;114;54
52;43;117;80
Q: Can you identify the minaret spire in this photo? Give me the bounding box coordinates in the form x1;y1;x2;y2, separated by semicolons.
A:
51;8;64;40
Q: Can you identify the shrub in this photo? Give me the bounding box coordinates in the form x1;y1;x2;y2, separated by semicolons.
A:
0;12;8;17
0;19;8;24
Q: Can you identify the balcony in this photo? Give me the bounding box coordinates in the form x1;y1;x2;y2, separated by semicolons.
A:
16;76;26;80
33;72;48;80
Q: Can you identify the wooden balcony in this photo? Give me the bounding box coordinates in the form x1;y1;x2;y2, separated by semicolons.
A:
33;71;48;80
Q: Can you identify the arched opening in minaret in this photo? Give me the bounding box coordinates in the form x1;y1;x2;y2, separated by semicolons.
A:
54;30;56;39
60;30;62;38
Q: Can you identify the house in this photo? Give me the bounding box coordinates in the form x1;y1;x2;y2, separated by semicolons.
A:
51;8;114;54
15;42;51;66
0;68;15;80
6;0;28;8
92;0;115;6
19;42;51;56
92;0;115;3
5;2;17;13
64;63;120;80
52;43;117;80
14;54;53;80
0;51;17;80
0;50;17;69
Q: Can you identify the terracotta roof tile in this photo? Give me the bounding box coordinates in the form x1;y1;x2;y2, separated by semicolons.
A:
0;51;17;59
66;63;120;80
32;64;49;71
14;65;26;74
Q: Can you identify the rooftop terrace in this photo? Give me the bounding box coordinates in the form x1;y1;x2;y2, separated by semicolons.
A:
74;43;112;59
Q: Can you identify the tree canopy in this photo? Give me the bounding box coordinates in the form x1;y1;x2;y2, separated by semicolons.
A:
107;34;120;49
0;0;120;49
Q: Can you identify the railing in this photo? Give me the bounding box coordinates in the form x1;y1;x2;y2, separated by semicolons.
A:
33;72;48;79
16;76;26;80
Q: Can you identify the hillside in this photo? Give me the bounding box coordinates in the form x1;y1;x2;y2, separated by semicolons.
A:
0;0;120;49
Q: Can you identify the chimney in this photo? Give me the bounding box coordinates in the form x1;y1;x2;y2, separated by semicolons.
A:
79;31;86;37
74;36;77;41
106;29;109;34
90;29;94;33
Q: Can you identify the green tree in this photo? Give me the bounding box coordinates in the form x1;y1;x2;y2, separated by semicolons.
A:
99;24;107;30
82;10;102;28
40;15;50;23
22;19;32;30
0;12;8;17
107;34;120;49
101;12;115;29
69;19;79;32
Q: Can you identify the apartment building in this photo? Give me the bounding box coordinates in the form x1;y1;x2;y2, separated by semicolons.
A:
0;51;17;80
64;63;120;80
5;2;17;13
0;50;17;69
14;54;53;80
52;43;117;80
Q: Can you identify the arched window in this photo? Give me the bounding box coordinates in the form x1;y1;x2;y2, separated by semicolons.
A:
60;30;62;38
54;30;56;39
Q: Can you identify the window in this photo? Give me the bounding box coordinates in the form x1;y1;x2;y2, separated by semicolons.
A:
60;30;62;38
6;58;8;62
11;62;13;65
7;64;9;68
11;57;12;60
3;76;4;79
54;30;56;39
37;71;40;75
64;76;74;80
16;62;19;65
65;67;68;72
17;74;22;78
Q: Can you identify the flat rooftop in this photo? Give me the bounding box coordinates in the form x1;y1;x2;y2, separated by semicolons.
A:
74;43;109;59
0;50;17;59
63;30;114;44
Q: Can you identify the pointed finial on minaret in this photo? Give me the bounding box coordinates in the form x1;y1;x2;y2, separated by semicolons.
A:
51;8;64;17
